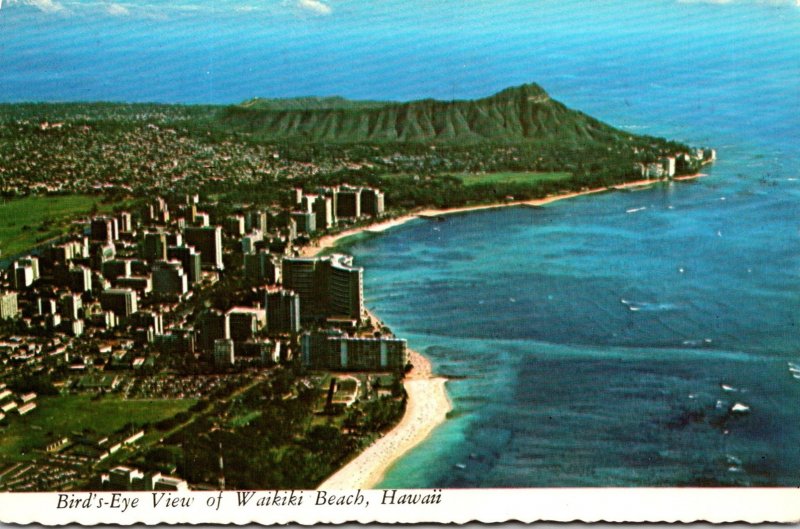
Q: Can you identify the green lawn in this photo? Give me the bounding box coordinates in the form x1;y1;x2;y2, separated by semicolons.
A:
0;395;196;464
454;171;572;187
0;195;121;257
228;411;262;428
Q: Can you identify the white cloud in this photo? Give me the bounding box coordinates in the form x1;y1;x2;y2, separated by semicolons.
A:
10;0;66;13
4;0;334;17
105;2;128;16
296;0;332;16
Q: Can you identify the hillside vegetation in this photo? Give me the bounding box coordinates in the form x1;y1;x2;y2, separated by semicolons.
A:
219;84;644;145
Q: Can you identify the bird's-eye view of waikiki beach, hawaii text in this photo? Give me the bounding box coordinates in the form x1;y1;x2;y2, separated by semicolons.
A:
0;0;799;524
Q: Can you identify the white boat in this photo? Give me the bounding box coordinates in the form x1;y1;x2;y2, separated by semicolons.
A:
730;403;750;414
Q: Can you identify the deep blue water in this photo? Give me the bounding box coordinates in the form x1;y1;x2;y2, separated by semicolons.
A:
3;0;800;486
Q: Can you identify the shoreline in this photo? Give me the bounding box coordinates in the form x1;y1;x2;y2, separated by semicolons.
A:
301;174;706;257
317;348;451;490
312;173;705;489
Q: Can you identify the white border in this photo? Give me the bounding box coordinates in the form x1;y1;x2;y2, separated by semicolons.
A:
0;488;798;524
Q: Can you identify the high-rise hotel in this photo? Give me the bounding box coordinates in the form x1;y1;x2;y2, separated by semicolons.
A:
282;254;363;322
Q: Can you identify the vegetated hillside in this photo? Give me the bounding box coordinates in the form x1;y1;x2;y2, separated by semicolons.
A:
217;83;642;145
240;96;386;111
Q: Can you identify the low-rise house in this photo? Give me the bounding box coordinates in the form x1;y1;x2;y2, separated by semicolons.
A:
17;402;37;415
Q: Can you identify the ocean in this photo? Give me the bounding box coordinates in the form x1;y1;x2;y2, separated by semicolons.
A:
343;174;800;487
3;0;799;487
332;3;798;487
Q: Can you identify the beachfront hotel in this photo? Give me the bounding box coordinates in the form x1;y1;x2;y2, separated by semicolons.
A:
282;254;364;322
301;331;408;372
293;185;385;226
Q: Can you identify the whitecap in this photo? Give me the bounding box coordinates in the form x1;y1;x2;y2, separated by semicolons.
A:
626;206;647;214
721;384;736;392
726;454;742;465
625;301;678;312
731;403;750;413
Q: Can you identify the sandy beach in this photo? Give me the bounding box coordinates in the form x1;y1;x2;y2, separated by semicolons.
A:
313;173;705;490
301;174;706;258
317;350;451;490
299;216;415;257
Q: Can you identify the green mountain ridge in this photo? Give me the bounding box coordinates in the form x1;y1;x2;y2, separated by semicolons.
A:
240;96;387;111
219;83;645;145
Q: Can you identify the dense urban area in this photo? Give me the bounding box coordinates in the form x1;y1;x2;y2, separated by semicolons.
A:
0;85;716;491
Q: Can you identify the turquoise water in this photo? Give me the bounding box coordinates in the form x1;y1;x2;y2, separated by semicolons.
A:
3;0;800;487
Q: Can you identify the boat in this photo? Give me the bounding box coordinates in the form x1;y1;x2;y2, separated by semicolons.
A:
730;403;750;414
